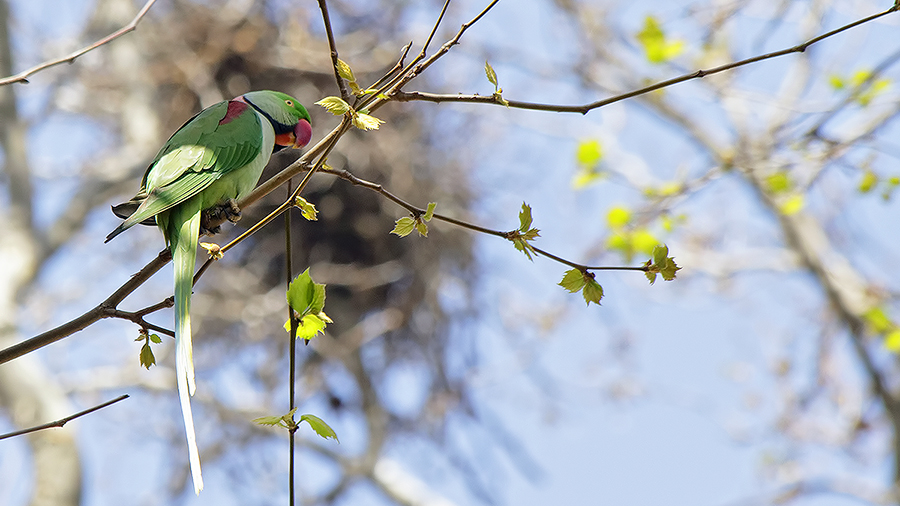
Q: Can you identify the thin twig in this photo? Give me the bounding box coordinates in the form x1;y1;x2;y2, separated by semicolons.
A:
317;0;351;103
420;0;452;57
0;394;129;441
394;5;900;115
0;249;171;365
365;42;413;94
317;167;644;273
0;0;157;86
286;179;299;506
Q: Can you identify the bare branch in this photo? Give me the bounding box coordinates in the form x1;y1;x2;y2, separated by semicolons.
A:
0;249;171;365
317;166;645;274
317;0;352;103
0;0;157;86
394;5;900;115
0;394;129;441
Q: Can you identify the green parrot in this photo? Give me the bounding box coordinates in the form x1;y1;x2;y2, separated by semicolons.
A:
106;90;312;494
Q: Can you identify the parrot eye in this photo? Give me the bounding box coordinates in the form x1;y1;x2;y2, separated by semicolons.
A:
285;99;294;107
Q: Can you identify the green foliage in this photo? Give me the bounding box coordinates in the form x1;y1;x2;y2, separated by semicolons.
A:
643;244;681;284
485;61;499;92
856;169;900;200
253;409;339;442
858;170;877;193
300;414;340;442
636;15;685;64
606;206;631;229
336;58;364;96
863;307;900;353
136;331;161;369
253;407;297;428
352;111;385;130
391;203;436;238
316;96;384;130
484;61;509;107
765;171;792;193
559;268;604;306
778;194;805;215
573;139;605;188
316;96;350;116
294;196;318;221
286;269;331;341
509;202;540;260
391;217;416;237
607;226;659;263
764;171;804;215
830;69;892;106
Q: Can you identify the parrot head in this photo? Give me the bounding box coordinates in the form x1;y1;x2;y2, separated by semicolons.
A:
242;90;312;152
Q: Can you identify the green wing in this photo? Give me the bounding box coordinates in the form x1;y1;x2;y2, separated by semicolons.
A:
105;101;263;242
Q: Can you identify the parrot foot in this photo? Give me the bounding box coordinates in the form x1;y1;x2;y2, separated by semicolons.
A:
200;199;243;236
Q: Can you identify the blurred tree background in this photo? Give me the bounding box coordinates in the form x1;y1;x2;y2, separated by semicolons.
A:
2;0;900;505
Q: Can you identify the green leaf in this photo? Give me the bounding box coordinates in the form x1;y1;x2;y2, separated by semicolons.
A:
636;15;684;64
310;282;326;315
606;206;631;229
766;172;792;193
149;333;162;344
518;202;533;232
252;414;285;426
644;244;681;284
391;217;416;237
300;414;340;442
582;278;604;306
828;74;845;90
316;96;350;116
253;408;298;429
513;236;538;261
296;314;328;340
423;202;436;222
352;112;385;130
632;229;659;255
415;220;428;237
294;197;319;221
572;167;604;189
652;244;669;265
864;307;893;334
336;59;356;82
576;140;603;168
140;342;156;369
484;61;499;92
886;330;900;352
559;268;587;293
287;268;326;319
779;194;805;215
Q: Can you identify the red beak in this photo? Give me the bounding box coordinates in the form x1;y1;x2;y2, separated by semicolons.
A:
275;119;313;149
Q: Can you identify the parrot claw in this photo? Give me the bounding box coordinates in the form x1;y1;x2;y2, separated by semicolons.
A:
224;199;242;223
199;199;243;236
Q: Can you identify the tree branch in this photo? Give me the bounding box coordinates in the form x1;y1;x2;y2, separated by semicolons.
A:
0;394;129;441
316;0;352;103
393;5;899;115
0;249;171;365
0;0;157;86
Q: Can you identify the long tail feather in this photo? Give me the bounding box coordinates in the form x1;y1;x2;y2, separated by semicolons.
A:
173;204;203;494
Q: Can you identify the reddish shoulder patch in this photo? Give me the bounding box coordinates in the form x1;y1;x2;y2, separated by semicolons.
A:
219;100;249;125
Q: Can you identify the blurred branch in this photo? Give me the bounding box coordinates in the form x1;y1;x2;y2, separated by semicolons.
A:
0;0;157;86
803;45;900;139
0;394;129;441
393;5;899;114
